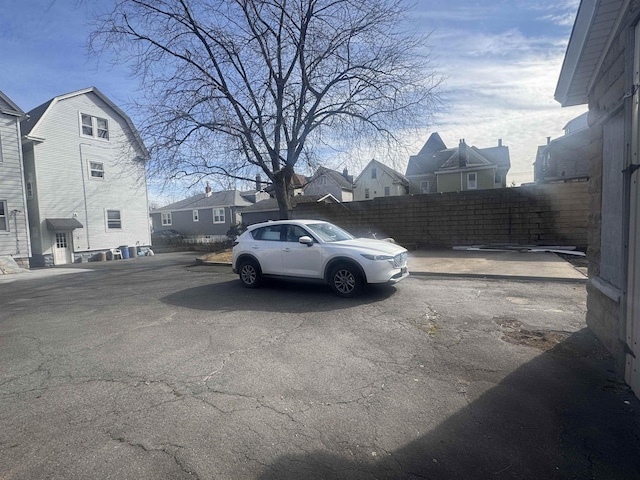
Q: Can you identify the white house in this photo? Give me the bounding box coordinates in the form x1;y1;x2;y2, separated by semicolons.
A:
353;159;409;201
21;87;151;266
303;167;354;201
0;91;31;267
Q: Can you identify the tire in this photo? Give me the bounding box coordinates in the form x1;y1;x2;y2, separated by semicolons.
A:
329;263;363;298
238;259;261;289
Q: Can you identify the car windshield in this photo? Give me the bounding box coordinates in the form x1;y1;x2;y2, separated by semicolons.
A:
306;223;354;242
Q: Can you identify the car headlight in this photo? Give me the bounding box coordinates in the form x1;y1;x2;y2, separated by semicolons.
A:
361;253;394;261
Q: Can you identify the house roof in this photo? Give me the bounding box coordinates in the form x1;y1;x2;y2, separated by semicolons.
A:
306;166;354;190
407;135;510;176
417;132;447;155
20;87;150;160
152;190;255;213
241;195;325;213
355;159;409;185
555;0;626;106
0;91;24;117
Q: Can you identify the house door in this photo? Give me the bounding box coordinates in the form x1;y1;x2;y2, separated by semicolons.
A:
53;231;73;265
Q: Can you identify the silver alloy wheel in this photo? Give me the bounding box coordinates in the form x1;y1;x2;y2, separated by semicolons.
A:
333;268;356;294
240;262;257;286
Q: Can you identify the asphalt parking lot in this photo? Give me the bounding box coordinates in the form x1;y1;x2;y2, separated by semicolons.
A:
1;252;639;479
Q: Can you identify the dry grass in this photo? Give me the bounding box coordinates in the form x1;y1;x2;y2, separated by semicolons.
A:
199;249;233;263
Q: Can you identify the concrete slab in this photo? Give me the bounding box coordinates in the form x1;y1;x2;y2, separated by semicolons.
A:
408;249;587;281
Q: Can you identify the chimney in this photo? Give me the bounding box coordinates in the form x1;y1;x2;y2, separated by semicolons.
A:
343;167;353;184
256;174;262;191
546;136;551;145
498;139;502;147
458;139;467;168
205;181;212;197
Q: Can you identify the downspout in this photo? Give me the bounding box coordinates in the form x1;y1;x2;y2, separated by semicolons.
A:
79;144;91;249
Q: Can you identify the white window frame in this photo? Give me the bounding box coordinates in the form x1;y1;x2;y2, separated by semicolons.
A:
384;186;390;196
89;161;104;179
420;181;429;193
106;209;122;230
80;113;110;141
364;188;370;199
495;172;502;184
193;209;199;222
467;172;477;190
371;167;377;179
0;200;8;232
161;212;172;226
213;208;225;224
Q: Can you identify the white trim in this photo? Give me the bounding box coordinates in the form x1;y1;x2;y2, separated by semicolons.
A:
161;212;172;226
105;209;122;230
192;209;199;222
0;199;8;232
213;208;225;224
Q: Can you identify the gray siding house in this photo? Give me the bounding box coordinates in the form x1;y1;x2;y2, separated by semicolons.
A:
555;0;640;397
0;91;31;267
21;87;151;266
150;186;269;242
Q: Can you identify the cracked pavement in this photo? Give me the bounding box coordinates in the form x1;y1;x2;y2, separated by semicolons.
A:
1;252;639;479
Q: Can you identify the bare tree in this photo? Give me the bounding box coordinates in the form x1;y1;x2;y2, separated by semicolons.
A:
91;0;441;219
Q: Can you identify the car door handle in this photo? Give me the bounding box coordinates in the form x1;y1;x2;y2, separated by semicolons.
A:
251;246;259;249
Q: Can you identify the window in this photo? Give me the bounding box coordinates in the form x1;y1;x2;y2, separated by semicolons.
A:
285;225;309;243
89;161;104;179
56;232;68;248
213;208;225;223
420;181;429;194
0;200;7;231
81;114;93;136
106;210;121;229
193;209;199;222
495;172;502;184
80;113;109;140
365;188;370;199
26;182;33;199
96;118;109;139
371;167;377;179
161;212;172;226
467;172;477;190
384;186;390;196
252;225;282;241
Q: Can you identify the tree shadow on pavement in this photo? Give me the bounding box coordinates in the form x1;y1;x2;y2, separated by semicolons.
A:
255;328;640;480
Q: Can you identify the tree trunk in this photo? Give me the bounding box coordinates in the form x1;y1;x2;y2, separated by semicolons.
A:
273;170;293;220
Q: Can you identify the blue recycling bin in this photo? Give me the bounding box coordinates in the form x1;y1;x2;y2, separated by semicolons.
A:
120;246;130;259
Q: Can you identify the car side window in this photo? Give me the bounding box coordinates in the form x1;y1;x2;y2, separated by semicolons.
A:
252;225;283;241
285;225;311;243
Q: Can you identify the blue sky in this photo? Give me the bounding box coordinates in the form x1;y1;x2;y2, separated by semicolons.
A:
1;0;587;202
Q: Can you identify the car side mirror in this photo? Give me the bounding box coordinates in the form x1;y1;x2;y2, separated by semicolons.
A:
298;236;314;246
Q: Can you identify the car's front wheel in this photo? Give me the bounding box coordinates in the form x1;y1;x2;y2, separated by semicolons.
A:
238;259;262;288
329;264;363;298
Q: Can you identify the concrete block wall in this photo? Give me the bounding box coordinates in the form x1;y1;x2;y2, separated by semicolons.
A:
293;182;589;250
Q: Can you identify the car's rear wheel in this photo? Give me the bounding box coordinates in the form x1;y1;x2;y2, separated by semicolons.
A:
329;264;363;297
239;259;261;288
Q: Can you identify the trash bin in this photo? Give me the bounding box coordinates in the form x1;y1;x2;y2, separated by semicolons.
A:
120;246;130;259
128;246;137;258
99;252;107;262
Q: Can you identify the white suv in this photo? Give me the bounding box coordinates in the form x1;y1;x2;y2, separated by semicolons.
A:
232;220;409;297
